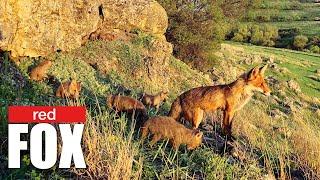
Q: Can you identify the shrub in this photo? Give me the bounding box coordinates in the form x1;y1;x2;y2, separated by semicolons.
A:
293;35;308;50
232;24;251;42
309;45;320;54
250;25;264;45
262;25;279;46
256;14;271;22
230;24;279;47
157;0;232;71
276;28;301;48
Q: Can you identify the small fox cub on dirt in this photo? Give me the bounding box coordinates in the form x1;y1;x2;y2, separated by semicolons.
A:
169;65;271;136
107;95;148;126
30;60;52;81
141;116;203;150
142;91;168;109
56;80;81;99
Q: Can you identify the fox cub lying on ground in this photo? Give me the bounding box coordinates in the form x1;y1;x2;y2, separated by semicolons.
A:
142;91;168;109
141;116;203;150
30;60;52;81
169;65;271;136
56;80;81;99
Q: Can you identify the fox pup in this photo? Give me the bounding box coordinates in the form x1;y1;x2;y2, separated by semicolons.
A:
30;60;52;81
169;65;271;136
107;95;148;126
142;91;168;109
56;80;81;99
141;116;203;150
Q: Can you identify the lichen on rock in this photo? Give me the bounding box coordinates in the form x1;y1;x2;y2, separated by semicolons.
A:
0;0;101;58
0;0;168;59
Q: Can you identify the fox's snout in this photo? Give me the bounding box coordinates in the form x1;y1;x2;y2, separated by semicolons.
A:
262;82;271;96
264;91;271;96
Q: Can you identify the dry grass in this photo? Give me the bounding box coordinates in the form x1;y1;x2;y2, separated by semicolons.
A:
233;99;320;179
290;110;320;178
75;109;143;179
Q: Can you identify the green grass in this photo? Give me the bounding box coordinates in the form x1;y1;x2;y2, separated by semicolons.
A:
265;21;320;37
1;33;320;179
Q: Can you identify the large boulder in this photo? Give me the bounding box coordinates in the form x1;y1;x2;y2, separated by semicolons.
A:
0;0;101;58
100;0;168;39
0;0;168;58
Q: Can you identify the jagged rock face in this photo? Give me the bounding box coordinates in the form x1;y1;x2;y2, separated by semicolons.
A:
0;0;168;58
0;0;101;58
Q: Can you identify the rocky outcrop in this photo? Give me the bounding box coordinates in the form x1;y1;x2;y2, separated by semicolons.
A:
100;0;167;39
0;0;101;58
287;80;301;93
0;0;168;58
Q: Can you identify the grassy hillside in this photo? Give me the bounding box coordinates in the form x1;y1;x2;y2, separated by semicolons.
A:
1;35;320;179
227;42;320;97
244;0;320;37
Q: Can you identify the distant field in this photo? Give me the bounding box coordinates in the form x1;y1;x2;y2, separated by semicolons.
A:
265;21;320;37
243;0;320;37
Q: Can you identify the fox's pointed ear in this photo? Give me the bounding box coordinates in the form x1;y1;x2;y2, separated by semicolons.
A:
248;66;259;80
259;64;268;75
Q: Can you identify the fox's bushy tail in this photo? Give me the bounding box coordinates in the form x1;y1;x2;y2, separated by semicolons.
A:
168;97;182;121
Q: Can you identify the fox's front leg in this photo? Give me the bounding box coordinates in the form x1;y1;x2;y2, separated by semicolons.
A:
222;108;235;136
150;134;162;147
192;108;204;128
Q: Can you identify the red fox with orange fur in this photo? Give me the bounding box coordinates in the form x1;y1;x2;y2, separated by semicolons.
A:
168;65;271;136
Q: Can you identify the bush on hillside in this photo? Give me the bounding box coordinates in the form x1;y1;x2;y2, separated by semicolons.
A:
276;28;301;48
250;25;264;45
309;45;320;54
256;14;271;22
309;36;320;46
262;25;279;46
158;0;227;64
282;1;303;10
293;35;308;50
230;24;278;47
232;24;251;42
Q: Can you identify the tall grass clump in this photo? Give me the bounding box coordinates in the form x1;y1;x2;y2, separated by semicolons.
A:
234;99;320;179
75;109;143;179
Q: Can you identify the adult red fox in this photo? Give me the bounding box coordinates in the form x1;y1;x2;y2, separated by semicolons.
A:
30;60;52;81
168;65;271;136
141;116;203;150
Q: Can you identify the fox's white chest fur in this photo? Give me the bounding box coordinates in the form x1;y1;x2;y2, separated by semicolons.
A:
233;83;255;112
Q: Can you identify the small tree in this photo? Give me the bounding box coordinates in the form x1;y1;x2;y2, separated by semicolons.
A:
293;35;308;50
262;25;278;46
250;25;264;45
232;24;251;42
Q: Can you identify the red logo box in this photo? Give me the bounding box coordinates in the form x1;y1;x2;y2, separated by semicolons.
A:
8;106;86;123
